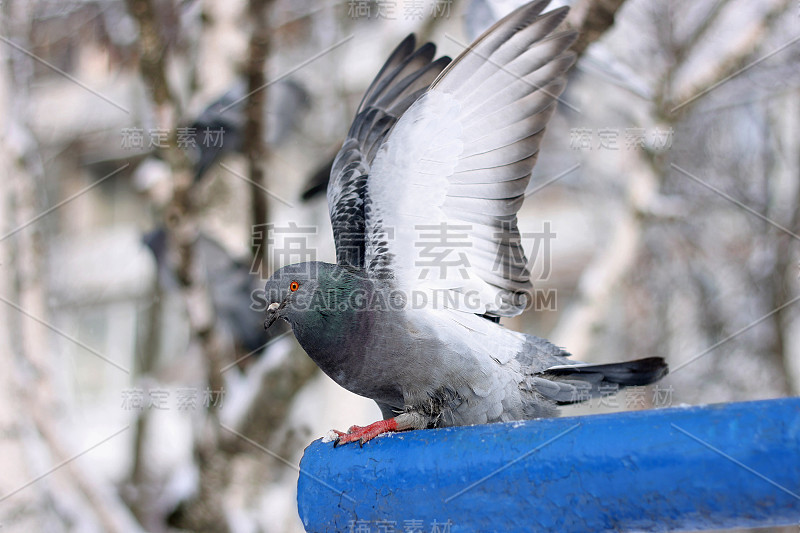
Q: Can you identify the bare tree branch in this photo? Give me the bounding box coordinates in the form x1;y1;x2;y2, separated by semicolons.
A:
551;153;657;358
245;0;274;271
124;1;232;529
568;0;628;58
0;9;145;530
667;0;793;117
674;0;734;65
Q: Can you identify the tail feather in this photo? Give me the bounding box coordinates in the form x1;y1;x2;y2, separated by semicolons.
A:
543;357;668;385
536;357;669;405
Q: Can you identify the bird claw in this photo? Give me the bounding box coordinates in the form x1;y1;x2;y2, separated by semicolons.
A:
331;419;398;447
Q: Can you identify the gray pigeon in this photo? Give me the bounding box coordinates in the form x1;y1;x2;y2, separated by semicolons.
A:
188;79;309;181
144;227;288;366
264;0;668;445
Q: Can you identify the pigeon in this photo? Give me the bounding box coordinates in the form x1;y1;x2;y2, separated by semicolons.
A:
263;0;668;446
300;154;336;202
144;227;288;366
187;79;310;182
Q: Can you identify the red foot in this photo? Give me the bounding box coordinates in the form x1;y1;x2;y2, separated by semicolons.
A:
333;418;399;447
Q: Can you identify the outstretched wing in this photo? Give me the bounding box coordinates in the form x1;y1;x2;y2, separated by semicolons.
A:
363;0;577;317
327;36;451;268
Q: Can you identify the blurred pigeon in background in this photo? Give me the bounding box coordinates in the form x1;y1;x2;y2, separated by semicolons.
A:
144;227;287;367
299;155;335;202
188;78;310;182
263;0;668;446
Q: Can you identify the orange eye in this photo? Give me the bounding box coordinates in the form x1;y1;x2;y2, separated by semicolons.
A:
289;281;300;292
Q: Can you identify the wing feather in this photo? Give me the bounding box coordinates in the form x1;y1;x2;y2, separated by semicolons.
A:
363;1;577;316
327;37;451;268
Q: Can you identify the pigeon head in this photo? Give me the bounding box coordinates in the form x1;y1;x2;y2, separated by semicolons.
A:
264;262;320;330
263;261;366;330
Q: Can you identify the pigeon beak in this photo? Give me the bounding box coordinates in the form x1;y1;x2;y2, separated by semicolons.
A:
264;301;281;330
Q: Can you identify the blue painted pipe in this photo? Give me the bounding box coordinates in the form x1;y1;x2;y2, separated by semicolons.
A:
297;398;800;532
